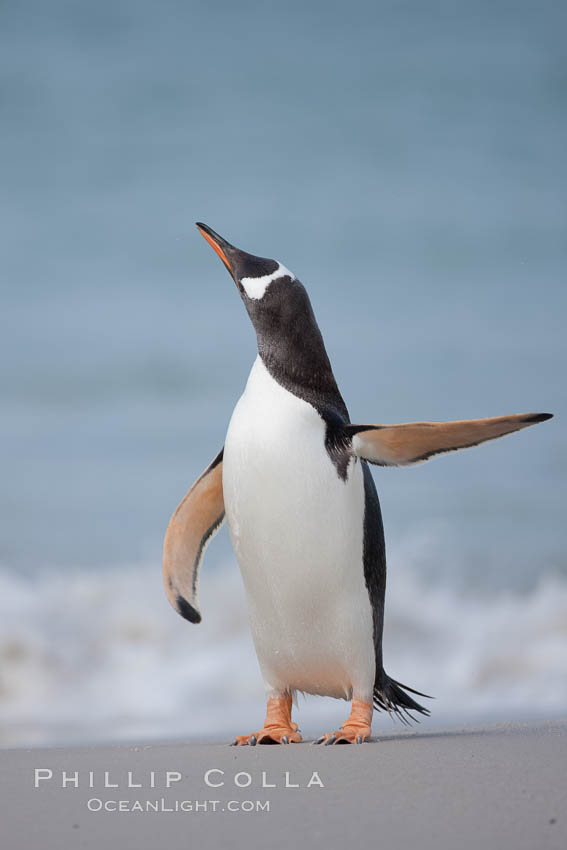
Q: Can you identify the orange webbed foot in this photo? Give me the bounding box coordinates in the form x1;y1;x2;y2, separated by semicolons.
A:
230;695;303;746
232;723;302;746
313;698;373;746
313;727;371;745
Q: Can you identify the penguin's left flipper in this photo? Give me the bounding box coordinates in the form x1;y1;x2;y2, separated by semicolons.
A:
162;449;224;623
346;413;553;467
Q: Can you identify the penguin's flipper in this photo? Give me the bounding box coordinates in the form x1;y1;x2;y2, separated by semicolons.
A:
346;413;552;467
162;449;224;623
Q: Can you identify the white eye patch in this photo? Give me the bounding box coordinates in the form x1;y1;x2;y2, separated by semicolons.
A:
240;263;295;299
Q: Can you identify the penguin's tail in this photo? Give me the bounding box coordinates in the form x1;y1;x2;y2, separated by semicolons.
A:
373;673;432;725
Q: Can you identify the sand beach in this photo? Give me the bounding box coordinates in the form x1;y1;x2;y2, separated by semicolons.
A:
2;720;566;850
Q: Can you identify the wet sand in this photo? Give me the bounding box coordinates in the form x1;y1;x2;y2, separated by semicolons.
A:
1;720;566;850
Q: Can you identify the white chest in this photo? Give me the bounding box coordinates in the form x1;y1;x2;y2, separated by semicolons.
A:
223;357;362;563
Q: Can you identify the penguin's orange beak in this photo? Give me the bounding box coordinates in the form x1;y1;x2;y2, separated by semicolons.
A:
196;222;235;277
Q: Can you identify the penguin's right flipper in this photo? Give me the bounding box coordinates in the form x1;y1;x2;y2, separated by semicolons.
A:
162;449;224;623
346;413;552;467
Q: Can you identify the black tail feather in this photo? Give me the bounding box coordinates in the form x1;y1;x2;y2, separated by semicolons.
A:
374;675;432;725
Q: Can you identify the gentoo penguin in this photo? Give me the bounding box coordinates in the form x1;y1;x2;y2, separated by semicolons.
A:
163;223;552;745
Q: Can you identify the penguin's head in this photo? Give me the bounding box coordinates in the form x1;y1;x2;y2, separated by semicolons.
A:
195;222;313;340
195;222;344;405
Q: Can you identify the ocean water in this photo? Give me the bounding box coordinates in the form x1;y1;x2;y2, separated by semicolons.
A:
1;0;566;745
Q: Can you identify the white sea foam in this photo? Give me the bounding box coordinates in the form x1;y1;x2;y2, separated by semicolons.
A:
1;537;566;746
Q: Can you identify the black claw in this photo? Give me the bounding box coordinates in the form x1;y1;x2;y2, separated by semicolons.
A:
282;736;289;744
312;736;324;745
230;740;237;746
324;735;336;746
356;736;362;744
249;735;257;746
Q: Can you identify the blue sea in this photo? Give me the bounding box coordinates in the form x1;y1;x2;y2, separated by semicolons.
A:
1;0;566;745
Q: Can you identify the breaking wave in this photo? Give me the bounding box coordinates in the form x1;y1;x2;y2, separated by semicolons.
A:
1;538;566;746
